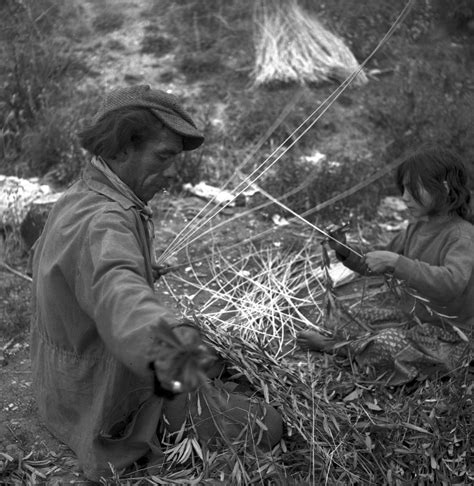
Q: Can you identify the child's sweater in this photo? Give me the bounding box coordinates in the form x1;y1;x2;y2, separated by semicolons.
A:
341;215;474;334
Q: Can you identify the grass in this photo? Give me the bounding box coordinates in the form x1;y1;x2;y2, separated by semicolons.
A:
0;0;98;181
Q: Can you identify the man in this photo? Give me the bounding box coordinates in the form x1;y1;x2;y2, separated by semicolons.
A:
31;85;281;480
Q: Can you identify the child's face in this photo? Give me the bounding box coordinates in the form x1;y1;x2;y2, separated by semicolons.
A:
401;181;433;219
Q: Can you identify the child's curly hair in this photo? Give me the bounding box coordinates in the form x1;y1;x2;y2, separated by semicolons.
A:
396;146;473;222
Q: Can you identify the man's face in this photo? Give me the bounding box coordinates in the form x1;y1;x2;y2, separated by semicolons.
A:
119;126;184;202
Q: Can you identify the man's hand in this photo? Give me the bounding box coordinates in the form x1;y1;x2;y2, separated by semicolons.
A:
153;321;215;395
152;255;179;281
364;251;398;274
152;264;173;281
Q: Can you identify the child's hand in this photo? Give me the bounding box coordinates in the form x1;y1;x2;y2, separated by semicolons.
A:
364;251;398;274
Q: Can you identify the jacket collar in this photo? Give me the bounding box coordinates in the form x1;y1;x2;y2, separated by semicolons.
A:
82;160;141;212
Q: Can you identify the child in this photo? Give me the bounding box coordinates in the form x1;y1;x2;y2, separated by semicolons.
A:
298;147;474;385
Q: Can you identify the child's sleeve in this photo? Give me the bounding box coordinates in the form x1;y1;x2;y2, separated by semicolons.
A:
393;235;473;303
385;227;408;254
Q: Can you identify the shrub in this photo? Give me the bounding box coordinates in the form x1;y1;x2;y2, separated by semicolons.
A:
21;103;91;185
0;0;92;183
304;0;434;60
1;38;86;169
362;43;474;181
432;0;474;31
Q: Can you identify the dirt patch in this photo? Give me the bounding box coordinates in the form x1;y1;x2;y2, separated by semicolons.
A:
0;346;86;484
78;0;202;99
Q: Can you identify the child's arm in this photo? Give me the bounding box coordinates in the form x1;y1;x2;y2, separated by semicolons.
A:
392;236;473;303
362;225;411;274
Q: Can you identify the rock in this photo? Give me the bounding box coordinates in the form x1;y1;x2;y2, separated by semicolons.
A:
0;175;53;226
0;175;62;249
183;181;248;207
19;197;58;250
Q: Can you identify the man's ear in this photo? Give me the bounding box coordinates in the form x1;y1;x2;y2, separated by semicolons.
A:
115;147;129;163
106;147;129;169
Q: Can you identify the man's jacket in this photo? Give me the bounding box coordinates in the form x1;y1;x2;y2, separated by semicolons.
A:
31;163;179;480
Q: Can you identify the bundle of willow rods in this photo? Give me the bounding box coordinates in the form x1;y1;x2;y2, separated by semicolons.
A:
253;0;368;86
162;235;472;484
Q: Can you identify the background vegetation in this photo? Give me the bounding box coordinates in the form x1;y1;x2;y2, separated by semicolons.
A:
1;0;473;210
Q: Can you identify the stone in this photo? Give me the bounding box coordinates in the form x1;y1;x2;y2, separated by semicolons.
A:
19;199;56;250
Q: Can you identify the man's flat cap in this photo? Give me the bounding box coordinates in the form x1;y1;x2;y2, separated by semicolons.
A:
93;85;204;150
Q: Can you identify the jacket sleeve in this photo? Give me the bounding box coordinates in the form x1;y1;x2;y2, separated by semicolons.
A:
392;235;474;304
75;208;182;377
